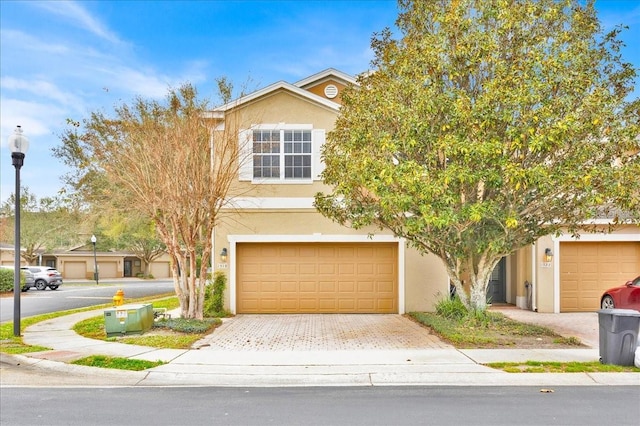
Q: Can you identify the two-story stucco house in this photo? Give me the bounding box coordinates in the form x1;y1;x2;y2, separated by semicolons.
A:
209;68;639;315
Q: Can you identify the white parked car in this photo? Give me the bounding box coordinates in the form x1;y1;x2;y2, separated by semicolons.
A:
22;266;63;290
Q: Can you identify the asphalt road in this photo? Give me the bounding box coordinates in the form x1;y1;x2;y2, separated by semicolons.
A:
1;386;637;426
0;280;175;322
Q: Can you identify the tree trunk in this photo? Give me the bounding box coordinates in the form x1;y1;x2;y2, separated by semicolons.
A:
443;254;499;313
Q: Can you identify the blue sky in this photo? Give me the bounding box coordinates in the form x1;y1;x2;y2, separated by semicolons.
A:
1;0;639;204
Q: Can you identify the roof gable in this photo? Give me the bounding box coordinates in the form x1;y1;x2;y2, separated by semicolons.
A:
211;68;357;115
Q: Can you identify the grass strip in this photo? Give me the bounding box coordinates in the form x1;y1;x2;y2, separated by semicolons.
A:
487;361;640;373
72;355;164;371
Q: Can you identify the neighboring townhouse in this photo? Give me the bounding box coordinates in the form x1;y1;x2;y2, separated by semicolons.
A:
210;68;639;314
0;242;173;279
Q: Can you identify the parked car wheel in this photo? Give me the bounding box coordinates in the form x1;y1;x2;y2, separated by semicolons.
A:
601;295;615;309
35;280;47;291
21;287;29;292
48;285;59;290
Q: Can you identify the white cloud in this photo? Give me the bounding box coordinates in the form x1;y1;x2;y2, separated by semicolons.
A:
32;0;122;45
0;29;71;55
0;77;83;108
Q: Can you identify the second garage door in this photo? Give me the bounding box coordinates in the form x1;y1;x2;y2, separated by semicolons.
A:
560;241;640;312
237;242;398;313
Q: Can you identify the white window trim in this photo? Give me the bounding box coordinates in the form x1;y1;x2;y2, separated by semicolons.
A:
239;124;325;184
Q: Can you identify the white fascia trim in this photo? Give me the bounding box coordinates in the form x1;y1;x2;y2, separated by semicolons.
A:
294;68;358;88
551;231;639;313
213;81;340;112
231;197;316;209
553;233;640;242
229;234;400;243
251;123;313;130
227;234;405;315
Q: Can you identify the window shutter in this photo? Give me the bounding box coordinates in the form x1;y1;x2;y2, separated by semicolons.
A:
238;129;253;181
312;129;325;181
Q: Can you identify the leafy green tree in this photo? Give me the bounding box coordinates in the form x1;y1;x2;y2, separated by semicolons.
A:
0;188;83;264
55;85;243;319
100;214;166;276
315;0;639;312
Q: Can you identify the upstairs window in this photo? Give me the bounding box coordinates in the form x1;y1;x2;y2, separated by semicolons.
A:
239;125;325;183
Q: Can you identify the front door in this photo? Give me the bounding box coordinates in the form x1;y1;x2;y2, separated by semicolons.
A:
487;257;506;303
124;260;132;277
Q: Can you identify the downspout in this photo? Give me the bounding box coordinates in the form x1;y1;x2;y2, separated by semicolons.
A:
531;243;537;312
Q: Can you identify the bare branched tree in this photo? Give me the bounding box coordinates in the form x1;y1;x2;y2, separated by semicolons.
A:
57;84;244;319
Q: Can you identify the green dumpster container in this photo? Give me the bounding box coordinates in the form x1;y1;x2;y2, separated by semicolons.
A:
104;303;154;337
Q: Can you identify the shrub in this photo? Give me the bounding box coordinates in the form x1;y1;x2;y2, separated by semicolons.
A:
434;294;468;320
153;317;220;333
0;268;25;292
204;271;229;317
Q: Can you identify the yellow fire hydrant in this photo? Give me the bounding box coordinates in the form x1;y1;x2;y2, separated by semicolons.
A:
113;289;125;306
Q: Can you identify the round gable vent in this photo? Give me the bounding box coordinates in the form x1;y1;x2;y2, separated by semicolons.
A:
324;84;338;99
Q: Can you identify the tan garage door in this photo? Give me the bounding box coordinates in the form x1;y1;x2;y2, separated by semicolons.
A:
560;242;640;312
64;261;87;279
150;261;170;278
237;242;398;313
98;261;118;279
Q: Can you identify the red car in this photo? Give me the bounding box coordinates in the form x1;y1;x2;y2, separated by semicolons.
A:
600;276;640;310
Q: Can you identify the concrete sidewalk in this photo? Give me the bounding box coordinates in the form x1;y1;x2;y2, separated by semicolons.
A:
1;309;638;388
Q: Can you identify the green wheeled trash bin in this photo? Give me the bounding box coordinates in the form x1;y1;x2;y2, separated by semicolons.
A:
597;308;640;366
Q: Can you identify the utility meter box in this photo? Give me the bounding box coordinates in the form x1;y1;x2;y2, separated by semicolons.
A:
104;303;154;337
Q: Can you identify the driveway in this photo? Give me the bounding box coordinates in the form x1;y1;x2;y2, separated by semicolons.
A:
193;314;452;351
193;307;603;351
491;306;600;348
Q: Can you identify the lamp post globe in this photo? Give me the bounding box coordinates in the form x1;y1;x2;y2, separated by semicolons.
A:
8;126;29;337
91;234;99;285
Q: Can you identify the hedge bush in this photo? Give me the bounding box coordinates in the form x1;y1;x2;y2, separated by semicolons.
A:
0;268;25;292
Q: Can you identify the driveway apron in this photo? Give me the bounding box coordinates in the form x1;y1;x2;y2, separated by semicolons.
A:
193;314;451;351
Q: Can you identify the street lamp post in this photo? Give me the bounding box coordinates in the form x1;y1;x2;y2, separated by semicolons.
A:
8;126;29;337
91;235;99;285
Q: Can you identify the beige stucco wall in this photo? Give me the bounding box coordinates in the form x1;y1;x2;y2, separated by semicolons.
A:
403;247;450;312
534;234;555;313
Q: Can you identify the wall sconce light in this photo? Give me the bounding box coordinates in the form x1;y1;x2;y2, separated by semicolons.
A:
220;248;228;263
544;248;553;263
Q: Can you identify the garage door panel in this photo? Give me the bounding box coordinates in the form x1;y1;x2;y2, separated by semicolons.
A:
357;281;374;292
338;281;355;292
378;281;394;292
358;299;374;310
338;299;355;310
261;281;278;292
318;281;336;292
560;242;640;312
300;281;317;292
237;242;398;313
261;264;278;274
318;247;336;257
319;299;337;309
338;247;355;257
280;281;297;292
318;263;336;274
357;264;373;274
